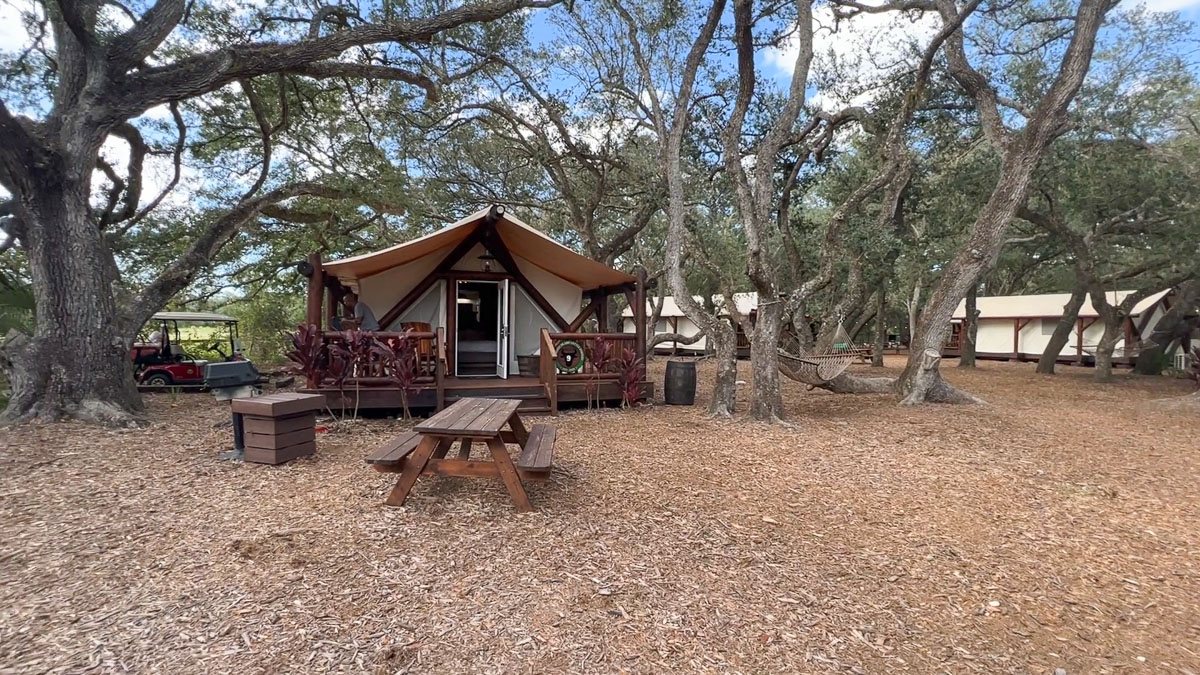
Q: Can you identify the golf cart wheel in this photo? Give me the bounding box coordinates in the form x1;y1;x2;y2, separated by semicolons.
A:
143;373;173;387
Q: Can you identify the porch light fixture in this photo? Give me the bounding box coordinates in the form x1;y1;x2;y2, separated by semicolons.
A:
478;253;496;272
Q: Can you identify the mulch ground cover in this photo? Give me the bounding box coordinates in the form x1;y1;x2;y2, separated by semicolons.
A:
1;356;1197;674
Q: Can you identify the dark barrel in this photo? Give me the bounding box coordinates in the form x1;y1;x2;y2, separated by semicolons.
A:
663;360;697;405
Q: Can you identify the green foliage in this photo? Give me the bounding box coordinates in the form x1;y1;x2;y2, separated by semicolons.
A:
0;280;34;335
225;293;305;366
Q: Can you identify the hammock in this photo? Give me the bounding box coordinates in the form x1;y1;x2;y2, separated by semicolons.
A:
779;321;858;385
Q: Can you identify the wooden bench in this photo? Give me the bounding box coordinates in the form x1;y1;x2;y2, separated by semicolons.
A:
365;431;422;471
515;423;555;475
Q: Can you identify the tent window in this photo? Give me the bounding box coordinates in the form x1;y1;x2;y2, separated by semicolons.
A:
1040;318;1062;336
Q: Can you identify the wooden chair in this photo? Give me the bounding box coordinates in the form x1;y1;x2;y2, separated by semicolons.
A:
401;321;435;373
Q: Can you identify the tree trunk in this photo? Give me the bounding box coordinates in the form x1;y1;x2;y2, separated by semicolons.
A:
1135;280;1200;375
2;181;144;424
898;145;1044;405
748;300;785;421
872;284;886;367
1093;315;1121;383
1036;284;1087;375
709;331;739;417
905;278;921;348
958;283;978;368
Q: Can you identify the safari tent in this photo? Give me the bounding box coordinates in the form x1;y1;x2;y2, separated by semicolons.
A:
623;293;758;357
942;288;1190;367
300;205;651;413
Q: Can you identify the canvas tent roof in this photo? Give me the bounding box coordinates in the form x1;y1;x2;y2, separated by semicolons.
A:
622;293;759;318
322;207;635;290
951;289;1171;320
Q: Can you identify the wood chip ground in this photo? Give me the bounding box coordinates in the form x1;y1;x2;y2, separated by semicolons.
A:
1;357;1197;673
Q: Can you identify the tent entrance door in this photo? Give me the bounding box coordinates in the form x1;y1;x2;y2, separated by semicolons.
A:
454;279;508;378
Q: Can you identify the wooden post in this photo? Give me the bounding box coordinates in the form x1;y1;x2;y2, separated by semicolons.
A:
435;327;446;411
596;291;609;333
305;253;324;330
634;267;647;360
326;281;344;330
446;275;457;376
672;317;679;356
540;328;558;416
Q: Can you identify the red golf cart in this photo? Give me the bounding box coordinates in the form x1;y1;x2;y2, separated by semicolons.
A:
131;311;249;389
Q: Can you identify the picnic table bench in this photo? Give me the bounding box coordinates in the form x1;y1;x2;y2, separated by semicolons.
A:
365;397;556;512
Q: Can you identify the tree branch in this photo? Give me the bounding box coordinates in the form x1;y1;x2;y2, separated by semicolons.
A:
284;62;440;101
123;182;358;334
107;0;186;71
116;0;559;115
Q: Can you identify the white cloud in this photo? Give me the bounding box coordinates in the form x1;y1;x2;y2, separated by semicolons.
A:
766;5;941;112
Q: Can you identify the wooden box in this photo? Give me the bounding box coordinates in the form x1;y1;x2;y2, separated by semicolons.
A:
232;393;324;465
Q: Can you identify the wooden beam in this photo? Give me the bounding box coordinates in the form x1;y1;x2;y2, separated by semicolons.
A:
305;253;323;330
376;227;487;330
436;270;510;281
568;294;600;332
480;227;569;330
597;291;609;332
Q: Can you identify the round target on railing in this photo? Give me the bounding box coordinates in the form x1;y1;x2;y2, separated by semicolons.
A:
555;341;585;374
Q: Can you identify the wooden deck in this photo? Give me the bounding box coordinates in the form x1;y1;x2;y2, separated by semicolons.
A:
302;375;653;415
298;328;652;415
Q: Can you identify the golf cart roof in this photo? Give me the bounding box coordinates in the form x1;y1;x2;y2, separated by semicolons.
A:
152;311;238;323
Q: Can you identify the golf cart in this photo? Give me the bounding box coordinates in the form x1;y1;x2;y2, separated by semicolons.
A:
132;311;252;389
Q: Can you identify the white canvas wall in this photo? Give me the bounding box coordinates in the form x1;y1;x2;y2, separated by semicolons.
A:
513;254;582;326
974;318;1125;357
395;280;445;331
626;316;707;351
355;243;452;325
510;285;557;375
451;243;493;273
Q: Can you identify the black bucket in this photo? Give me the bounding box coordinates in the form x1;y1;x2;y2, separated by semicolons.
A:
664;360;697;405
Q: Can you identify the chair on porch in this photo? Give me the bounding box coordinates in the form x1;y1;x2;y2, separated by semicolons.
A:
401;322;435;373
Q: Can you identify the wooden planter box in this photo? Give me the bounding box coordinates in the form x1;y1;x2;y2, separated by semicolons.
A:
231;393;325;465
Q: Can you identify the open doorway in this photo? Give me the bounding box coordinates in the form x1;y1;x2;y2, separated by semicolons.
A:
455;280;509;377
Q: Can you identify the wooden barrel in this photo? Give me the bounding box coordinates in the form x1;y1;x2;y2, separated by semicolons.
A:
663;360;697;405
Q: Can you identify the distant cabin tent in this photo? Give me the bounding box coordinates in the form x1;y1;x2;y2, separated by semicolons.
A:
623;293;758;355
943;288;1190;366
315;206;642;378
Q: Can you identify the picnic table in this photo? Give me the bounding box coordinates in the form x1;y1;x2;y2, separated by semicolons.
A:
365;397;556;512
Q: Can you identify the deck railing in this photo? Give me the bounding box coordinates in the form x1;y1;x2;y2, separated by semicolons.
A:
538;329;638;415
319;329;445;387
